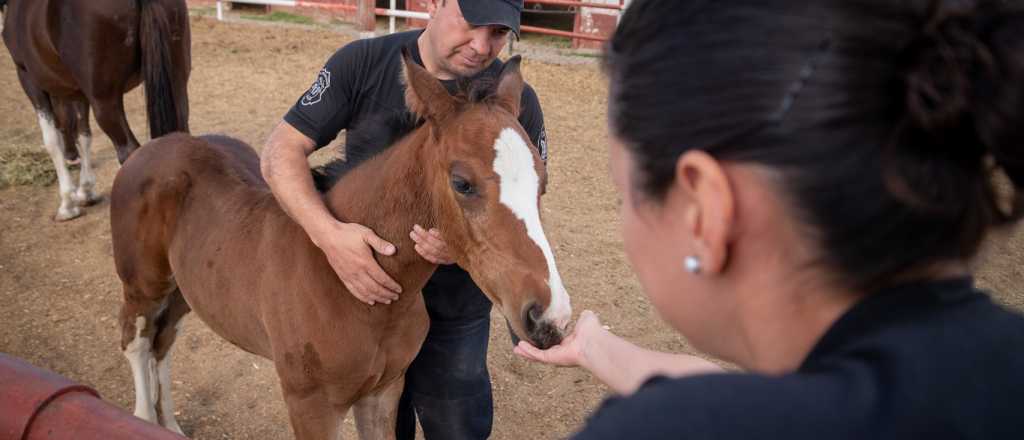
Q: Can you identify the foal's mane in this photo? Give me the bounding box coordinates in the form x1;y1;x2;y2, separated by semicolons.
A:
311;74;505;192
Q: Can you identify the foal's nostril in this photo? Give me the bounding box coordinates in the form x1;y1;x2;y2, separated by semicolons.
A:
524;302;543;335
523;302;564;350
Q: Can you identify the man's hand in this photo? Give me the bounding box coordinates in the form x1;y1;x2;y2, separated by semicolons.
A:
410;224;455;265
312;221;403;305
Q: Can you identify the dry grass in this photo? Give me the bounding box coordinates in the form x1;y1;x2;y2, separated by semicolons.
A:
0;145;55;189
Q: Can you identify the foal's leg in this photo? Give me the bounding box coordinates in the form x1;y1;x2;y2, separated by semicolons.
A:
280;389;347;440
152;291;191;435
353;376;405;440
70;99;101;206
119;281;177;424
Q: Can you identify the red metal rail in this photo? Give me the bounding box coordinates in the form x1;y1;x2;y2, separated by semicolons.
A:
520;25;609;42
526;0;623;11
244;1;621;42
0;353;186;440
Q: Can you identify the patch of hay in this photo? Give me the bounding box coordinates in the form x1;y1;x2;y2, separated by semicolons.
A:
0;145;55;189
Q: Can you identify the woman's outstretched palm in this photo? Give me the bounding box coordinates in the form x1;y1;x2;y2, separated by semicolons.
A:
514;310;603;368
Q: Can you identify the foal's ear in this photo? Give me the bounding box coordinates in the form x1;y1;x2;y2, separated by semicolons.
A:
495;55;524;116
401;47;456;123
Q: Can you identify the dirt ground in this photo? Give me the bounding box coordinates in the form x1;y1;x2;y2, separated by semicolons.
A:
2;11;1023;440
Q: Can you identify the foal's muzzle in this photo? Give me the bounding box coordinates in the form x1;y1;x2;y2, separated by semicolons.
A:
523;302;564;349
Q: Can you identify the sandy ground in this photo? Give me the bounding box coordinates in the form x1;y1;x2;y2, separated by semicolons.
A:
2;11;1022;440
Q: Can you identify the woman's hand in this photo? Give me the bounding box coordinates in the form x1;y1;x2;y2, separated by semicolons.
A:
514;310;605;368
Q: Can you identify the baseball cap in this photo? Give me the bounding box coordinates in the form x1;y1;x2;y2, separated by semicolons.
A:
458;0;524;38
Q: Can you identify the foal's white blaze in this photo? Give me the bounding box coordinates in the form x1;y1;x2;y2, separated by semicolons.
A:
124;316;158;422
492;128;572;329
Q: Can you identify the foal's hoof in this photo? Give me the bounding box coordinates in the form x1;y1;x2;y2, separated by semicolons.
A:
163;420;186;437
54;206;83;222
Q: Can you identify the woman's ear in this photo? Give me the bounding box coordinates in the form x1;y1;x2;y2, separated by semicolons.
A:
668;150;736;275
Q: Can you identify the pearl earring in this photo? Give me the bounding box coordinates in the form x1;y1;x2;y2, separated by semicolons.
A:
684;255;702;274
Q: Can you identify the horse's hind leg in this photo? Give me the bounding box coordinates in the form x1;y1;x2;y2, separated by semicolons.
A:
90;94;140;164
15;70;80;221
119;279;180;425
353;376;405;440
70;99;101;206
151;290;190;435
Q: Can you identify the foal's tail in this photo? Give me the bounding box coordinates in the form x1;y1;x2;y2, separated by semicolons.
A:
138;0;190;139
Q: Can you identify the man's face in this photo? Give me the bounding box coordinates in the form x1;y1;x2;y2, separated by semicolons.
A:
427;0;512;78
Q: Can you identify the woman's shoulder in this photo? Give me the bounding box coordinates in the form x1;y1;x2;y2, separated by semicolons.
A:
570;372;863;440
569;282;1024;440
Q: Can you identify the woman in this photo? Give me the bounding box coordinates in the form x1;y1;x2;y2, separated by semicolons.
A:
515;0;1024;438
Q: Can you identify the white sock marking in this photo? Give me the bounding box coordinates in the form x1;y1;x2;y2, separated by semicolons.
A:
74;133;97;204
36;112;78;220
157;355;184;434
492;128;572;328
124;316;158;423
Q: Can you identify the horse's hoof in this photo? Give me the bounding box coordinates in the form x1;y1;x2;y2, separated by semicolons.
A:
53;206;83;222
73;191;103;207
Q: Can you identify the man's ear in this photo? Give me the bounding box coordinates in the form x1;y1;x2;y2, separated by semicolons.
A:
669;150;736;275
401;47;456;124
426;0;440;18
494;55;524;116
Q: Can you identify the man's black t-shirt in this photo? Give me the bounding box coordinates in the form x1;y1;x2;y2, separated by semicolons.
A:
573;278;1024;439
284;30;548;165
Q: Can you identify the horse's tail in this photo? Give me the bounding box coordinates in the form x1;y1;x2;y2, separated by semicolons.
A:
138;0;189;139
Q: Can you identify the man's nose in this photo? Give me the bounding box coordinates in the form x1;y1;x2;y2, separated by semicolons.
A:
468;30;491;58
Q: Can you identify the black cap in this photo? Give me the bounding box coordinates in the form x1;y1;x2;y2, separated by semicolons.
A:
458;0;524;38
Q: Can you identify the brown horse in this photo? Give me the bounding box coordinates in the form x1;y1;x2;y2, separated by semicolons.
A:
2;0;190;221
109;51;572;439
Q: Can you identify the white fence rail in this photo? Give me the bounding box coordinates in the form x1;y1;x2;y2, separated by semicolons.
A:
214;0;429;35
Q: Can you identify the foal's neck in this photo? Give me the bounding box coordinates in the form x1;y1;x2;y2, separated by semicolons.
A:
324;128;440;285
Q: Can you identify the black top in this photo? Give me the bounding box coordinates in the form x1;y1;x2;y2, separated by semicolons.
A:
284;30;548;165
574;278;1024;439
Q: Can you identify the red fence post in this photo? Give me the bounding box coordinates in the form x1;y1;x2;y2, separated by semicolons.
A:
406;0;431;29
572;0;620;49
357;0;376;34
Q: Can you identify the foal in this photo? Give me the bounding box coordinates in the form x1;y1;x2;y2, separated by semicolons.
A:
110;52;571;439
2;0;190;221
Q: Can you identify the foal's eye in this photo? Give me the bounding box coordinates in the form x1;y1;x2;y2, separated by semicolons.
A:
451;177;475;195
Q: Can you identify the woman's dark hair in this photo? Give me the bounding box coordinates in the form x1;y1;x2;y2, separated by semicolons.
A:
605;0;1024;291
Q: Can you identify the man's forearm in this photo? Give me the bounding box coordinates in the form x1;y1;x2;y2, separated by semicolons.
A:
261;135;336;241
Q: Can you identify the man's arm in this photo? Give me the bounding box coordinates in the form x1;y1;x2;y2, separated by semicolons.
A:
519;84;549;165
261;121;403;305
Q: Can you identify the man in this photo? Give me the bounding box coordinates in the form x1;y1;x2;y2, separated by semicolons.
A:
259;1;548;438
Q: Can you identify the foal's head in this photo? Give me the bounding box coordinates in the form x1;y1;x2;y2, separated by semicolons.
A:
403;50;571;348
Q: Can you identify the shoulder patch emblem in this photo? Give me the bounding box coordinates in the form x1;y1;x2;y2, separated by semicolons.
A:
537;129;549;163
301;68;331;106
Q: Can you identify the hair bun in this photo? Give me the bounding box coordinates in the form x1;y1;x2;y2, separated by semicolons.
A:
902;0;1024;219
903;1;993;148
